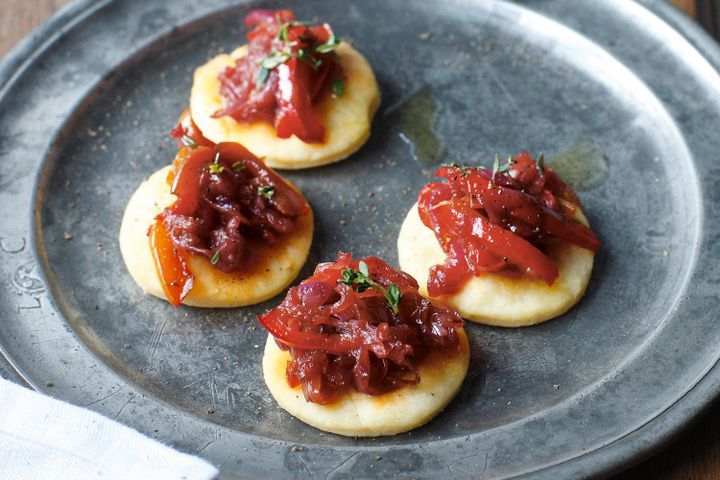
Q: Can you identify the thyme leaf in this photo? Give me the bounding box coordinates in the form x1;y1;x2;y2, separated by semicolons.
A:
297;48;323;69
537;152;545;174
208;152;225;175
331;79;344;97
210;250;221;265
258;184;275;199
181;135;198;149
261;51;291;70
277;20;312;41
278;23;290;42
256;66;270;87
490;155;514;184
492;154;501;178
315;32;340;54
386;284;402;311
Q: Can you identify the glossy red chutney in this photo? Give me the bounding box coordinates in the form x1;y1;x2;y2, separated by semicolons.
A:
258;253;464;404
214;9;343;143
418;153;601;296
150;114;310;307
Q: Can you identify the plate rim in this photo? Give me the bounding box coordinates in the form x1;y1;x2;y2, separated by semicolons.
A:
1;0;719;478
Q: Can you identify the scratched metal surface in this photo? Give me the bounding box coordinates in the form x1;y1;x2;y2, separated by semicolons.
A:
1;0;720;478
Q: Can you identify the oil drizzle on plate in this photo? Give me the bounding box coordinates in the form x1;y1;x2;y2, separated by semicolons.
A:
548;140;609;191
385;87;445;166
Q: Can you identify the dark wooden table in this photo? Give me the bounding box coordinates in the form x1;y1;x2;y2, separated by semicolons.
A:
1;1;718;478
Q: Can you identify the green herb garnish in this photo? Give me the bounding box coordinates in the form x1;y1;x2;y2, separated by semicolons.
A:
231;161;245;172
386;284;402;312
537;153;545;174
489;155;515;187
277;20;312;41
331;79;344;97
338;260;402;314
315;33;340;54
278;22;291;42
492;154;501;179
297;48;323;69
261;51;292;70
256;66;270;87
502;155;514;172
210;250;221;265
208;152;225;175
258;184;275;199
441;161;470;177
181;135;198;149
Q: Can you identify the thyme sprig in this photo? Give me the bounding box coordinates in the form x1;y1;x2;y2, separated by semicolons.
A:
441;161;471;177
256;20;342;88
181;135;198;149
338;261;402;314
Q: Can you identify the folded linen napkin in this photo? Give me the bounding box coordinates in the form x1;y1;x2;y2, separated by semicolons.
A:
0;378;218;480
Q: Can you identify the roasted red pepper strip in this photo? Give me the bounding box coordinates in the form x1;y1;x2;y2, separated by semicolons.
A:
149;220;194;308
274;59;325;142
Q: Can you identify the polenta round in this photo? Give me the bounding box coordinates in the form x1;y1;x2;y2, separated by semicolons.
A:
262;328;470;437
119;166;313;308
190;42;380;170
397;203;594;327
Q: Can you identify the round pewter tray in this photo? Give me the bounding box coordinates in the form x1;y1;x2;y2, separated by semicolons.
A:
1;0;720;478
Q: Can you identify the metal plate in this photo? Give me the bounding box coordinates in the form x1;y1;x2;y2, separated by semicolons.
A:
1;0;720;478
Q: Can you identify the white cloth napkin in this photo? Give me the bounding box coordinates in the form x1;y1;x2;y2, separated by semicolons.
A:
0;378;218;480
